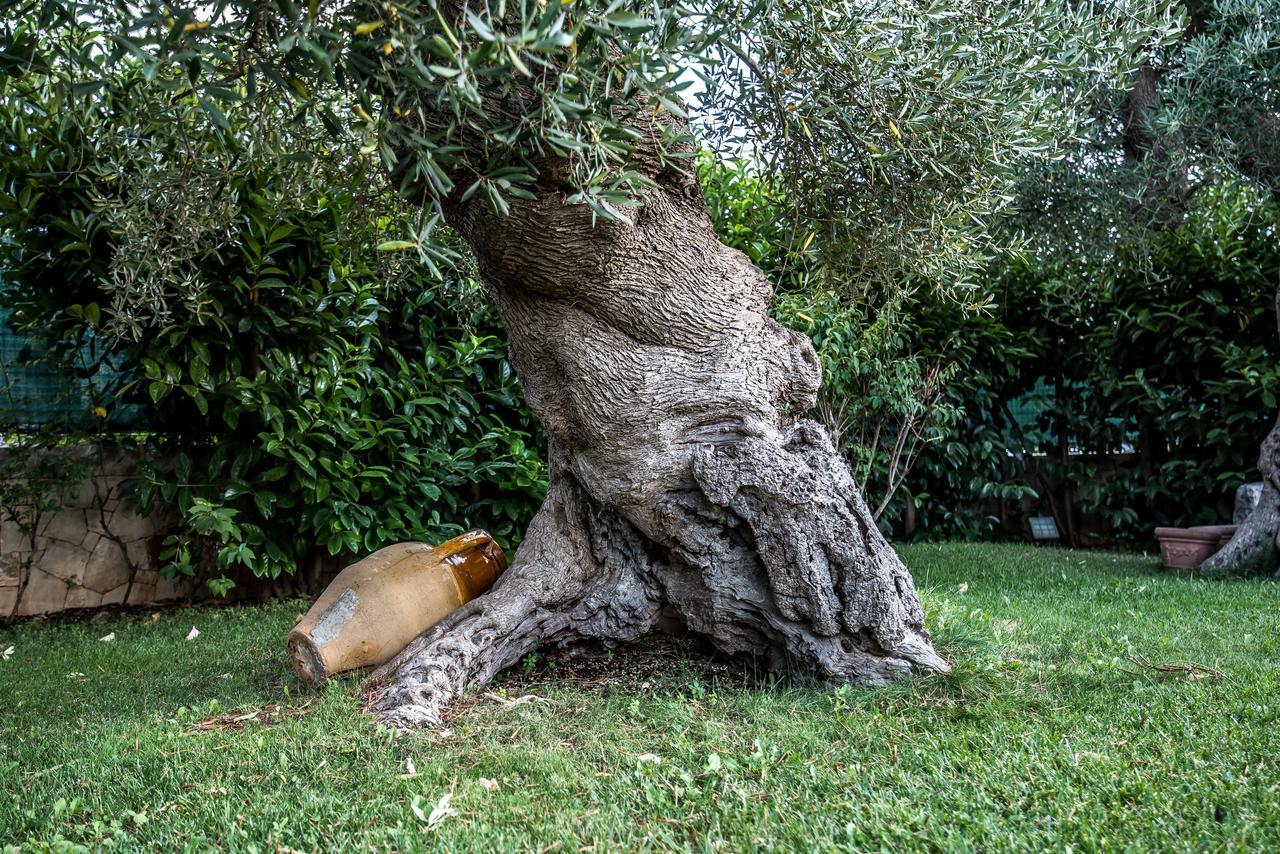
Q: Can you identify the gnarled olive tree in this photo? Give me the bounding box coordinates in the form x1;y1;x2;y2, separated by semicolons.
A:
364;123;950;725
4;0;1173;724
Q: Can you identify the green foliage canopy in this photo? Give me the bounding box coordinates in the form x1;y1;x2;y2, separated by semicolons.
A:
3;0;1182;320
697;0;1183;299
0;0;1218;583
1010;0;1280;271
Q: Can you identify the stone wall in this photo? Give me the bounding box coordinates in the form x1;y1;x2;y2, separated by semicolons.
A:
0;446;193;616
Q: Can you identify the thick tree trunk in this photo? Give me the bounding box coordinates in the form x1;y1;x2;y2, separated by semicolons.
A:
363;144;946;727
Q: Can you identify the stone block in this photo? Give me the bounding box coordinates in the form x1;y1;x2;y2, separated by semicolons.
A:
1;520;25;551
40;509;90;546
131;568;158;589
65;584;104;610
81;537;131;594
155;573;193;602
68;477;99;509
101;583;128;606
39;541;90;583
1234;482;1264;524
97;454;134;477
126;580;156;605
0;587;14;615
105;508;160;543
17;567;68;615
0;553;19;587
125;539;154;572
81;531;102;555
100;473;128;491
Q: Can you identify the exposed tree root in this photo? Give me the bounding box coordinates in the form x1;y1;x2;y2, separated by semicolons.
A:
1201;481;1280;576
364;424;948;728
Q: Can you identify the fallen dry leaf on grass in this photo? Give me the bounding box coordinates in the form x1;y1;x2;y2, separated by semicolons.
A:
99;632;116;643
1123;654;1225;682
193;702;314;732
185;626;200;641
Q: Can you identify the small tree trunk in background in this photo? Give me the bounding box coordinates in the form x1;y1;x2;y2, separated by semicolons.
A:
1054;375;1079;548
1202;411;1280;576
1203;282;1280;577
6;527;38;622
364;150;947;726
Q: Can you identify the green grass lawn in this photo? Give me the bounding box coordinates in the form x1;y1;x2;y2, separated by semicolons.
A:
2;543;1278;851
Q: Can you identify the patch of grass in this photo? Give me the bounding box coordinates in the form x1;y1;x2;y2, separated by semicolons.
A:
2;544;1278;850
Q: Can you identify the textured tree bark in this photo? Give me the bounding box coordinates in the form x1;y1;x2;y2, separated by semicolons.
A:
1202;277;1280;577
1202;409;1280;577
362;136;947;727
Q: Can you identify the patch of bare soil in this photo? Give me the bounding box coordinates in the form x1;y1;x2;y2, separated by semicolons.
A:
5;597;273;628
496;631;771;693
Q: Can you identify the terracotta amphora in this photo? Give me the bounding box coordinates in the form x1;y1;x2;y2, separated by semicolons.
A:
288;530;506;687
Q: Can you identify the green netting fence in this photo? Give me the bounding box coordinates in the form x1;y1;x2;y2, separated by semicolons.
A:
0;286;144;432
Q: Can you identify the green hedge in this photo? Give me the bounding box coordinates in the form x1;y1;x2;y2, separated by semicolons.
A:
909;184;1280;542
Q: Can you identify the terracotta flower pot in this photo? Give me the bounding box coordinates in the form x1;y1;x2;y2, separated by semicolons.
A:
1153;525;1238;571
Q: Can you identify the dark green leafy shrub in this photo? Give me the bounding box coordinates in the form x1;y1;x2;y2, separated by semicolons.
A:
701;154;1280;544
912;184;1280;542
0;43;544;591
